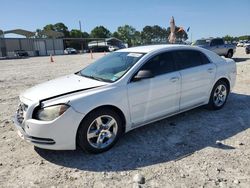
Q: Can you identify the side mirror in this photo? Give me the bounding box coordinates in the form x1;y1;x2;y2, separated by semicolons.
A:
132;70;154;82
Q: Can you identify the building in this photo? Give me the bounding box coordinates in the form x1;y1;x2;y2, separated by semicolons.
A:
0;29;64;58
0;29;126;58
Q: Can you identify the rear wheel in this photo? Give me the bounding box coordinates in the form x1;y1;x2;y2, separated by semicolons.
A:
226;50;233;58
77;108;123;153
207;80;229;110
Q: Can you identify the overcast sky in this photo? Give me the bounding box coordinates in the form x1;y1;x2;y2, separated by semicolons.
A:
1;0;249;40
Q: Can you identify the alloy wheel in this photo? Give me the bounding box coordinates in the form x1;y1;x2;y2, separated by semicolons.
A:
86;115;118;149
213;84;227;107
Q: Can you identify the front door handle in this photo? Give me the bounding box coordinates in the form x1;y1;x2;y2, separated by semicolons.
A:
170;77;179;82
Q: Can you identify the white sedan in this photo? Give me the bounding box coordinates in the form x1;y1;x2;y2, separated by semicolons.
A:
14;45;236;153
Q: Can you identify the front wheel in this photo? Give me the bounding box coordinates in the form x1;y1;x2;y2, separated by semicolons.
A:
77;108;123;153
207;80;229;110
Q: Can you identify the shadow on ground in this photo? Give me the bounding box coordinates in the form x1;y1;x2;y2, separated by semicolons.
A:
36;92;250;172
233;57;250;63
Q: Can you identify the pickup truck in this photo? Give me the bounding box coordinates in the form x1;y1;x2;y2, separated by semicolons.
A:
193;38;236;58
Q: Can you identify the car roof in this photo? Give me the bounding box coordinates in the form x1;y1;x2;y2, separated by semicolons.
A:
118;44;196;53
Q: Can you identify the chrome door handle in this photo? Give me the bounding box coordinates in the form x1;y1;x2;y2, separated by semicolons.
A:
207;68;214;73
170;77;179;82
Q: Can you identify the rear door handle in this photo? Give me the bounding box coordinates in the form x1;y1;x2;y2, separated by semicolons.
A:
170;77;179;82
207;68;214;73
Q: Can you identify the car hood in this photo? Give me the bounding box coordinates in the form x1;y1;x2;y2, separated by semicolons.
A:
21;74;107;102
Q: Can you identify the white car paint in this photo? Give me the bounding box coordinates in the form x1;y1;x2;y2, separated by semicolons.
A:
13;45;236;150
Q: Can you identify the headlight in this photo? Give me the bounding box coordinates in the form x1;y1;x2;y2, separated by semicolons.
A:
34;104;70;121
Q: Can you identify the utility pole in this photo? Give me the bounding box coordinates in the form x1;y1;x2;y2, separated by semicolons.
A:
79;20;84;52
79;20;82;35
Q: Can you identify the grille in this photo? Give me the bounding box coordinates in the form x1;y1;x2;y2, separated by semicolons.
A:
16;103;28;124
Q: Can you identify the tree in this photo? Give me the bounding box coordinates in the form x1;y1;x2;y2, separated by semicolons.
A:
43;22;69;37
223;35;234;42
115;25;140;47
141;26;154;44
238;35;250;41
70;29;82;38
112;31;120;39
69;29;89;38
43;24;54;31
35;29;43;38
132;31;142;46
90;26;111;38
53;22;69;37
82;32;90;38
141;25;168;44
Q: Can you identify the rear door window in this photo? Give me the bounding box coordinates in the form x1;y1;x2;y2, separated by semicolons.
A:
172;50;204;70
200;52;211;64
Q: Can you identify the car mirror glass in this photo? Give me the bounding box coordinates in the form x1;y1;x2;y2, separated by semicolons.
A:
132;70;154;82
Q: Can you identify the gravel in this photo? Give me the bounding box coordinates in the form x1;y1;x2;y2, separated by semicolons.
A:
0;48;250;187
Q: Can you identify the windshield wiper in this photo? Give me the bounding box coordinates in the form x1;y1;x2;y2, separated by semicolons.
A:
81;74;112;83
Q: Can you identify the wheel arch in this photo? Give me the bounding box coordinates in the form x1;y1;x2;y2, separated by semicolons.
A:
226;49;234;57
75;104;127;145
216;77;230;91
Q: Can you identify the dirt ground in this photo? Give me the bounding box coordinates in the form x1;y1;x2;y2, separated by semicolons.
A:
0;48;250;188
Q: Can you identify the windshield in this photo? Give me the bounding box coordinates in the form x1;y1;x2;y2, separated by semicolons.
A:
79;52;144;82
194;40;210;45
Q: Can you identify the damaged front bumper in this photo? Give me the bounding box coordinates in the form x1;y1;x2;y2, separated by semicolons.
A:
13;113;56;145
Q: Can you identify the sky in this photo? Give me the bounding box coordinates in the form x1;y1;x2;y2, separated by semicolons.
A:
1;0;249;41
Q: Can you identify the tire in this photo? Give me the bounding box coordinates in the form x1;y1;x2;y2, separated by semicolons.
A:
77;108;123;154
226;50;233;58
207;80;229;110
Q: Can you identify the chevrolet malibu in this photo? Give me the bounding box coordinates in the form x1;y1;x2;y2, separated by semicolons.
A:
14;45;236;153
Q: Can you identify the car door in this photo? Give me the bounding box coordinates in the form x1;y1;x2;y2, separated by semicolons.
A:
210;39;225;55
127;52;181;126
172;50;216;110
210;39;220;54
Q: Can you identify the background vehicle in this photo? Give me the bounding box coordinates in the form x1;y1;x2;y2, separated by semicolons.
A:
14;50;28;57
14;45;236;153
64;48;77;54
243;41;250;47
88;39;126;52
245;45;250;54
89;46;109;52
193;38;236;58
108;45;119;52
237;41;244;47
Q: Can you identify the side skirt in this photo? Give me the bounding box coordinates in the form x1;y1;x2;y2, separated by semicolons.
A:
130;102;207;130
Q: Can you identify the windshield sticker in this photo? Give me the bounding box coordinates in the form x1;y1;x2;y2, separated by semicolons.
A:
127;53;143;58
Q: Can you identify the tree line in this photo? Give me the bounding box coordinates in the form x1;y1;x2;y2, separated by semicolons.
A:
36;22;249;47
36;22;188;47
223;35;250;42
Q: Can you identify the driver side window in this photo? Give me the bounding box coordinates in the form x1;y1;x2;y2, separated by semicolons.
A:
140;52;176;76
